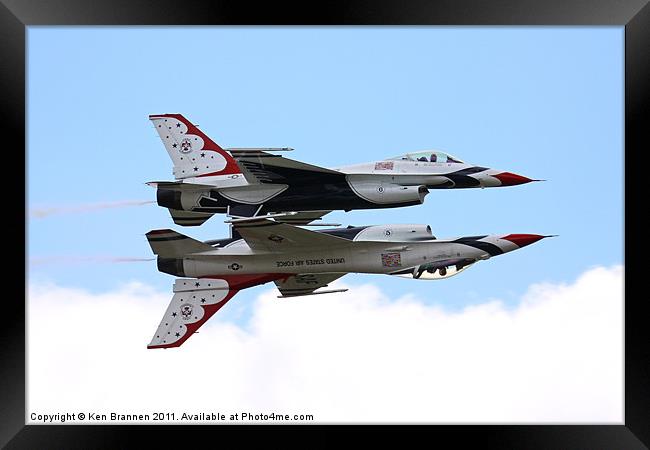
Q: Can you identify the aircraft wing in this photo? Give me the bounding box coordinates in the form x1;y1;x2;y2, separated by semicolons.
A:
274;273;347;297
232;218;351;252
232;152;343;184
146;180;215;190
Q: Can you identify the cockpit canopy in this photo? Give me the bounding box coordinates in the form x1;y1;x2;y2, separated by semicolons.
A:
387;150;465;164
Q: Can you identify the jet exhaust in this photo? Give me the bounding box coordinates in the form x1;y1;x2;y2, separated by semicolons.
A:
30;256;155;266
30;200;155;218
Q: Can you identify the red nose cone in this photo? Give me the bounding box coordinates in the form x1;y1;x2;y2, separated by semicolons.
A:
502;234;546;248
493;172;533;186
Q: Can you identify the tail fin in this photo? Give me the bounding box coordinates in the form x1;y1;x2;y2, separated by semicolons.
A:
149;114;242;180
148;278;236;349
146;229;214;257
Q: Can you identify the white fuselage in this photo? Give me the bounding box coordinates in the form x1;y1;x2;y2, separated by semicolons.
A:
179;237;514;278
337;160;502;188
176;159;504;192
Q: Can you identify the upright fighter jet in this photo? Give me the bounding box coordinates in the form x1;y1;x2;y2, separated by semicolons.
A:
145;216;553;349
148;114;539;226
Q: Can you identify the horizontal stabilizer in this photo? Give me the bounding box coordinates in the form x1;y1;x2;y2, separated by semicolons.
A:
168;209;214;227
146;229;214;257
146;181;215;191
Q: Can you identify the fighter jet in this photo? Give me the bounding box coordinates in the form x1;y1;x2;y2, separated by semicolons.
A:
148;114;539;226
145;216;553;349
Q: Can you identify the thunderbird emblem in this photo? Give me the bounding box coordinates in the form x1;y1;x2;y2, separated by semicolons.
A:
180;303;193;320
179;138;192;154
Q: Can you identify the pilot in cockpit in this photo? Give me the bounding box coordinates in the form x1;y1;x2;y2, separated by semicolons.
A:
429;153;437;162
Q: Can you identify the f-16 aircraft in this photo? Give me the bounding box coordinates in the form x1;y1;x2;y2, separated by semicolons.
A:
145;216;552;349
148;114;539;226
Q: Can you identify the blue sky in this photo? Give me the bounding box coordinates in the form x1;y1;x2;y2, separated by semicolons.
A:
27;27;623;319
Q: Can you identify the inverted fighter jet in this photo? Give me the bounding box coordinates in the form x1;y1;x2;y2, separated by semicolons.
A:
148;114;539;226
145;217;552;349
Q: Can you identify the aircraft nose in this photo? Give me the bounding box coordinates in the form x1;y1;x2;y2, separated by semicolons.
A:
492;172;535;186
501;234;550;248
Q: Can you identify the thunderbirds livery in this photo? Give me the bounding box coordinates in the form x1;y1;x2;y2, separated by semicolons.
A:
146;216;552;349
148;114;539;226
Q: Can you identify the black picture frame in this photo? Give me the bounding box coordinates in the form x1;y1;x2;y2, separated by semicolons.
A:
5;0;647;447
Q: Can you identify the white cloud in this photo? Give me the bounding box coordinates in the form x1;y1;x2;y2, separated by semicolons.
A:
27;265;623;423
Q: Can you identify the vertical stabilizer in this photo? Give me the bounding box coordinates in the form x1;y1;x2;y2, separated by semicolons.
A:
149;113;242;180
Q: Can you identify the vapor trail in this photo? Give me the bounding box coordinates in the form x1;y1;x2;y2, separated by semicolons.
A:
30;200;156;218
30;256;155;266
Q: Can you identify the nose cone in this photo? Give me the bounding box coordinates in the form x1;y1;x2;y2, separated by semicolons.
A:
501;234;548;248
492;172;535;186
